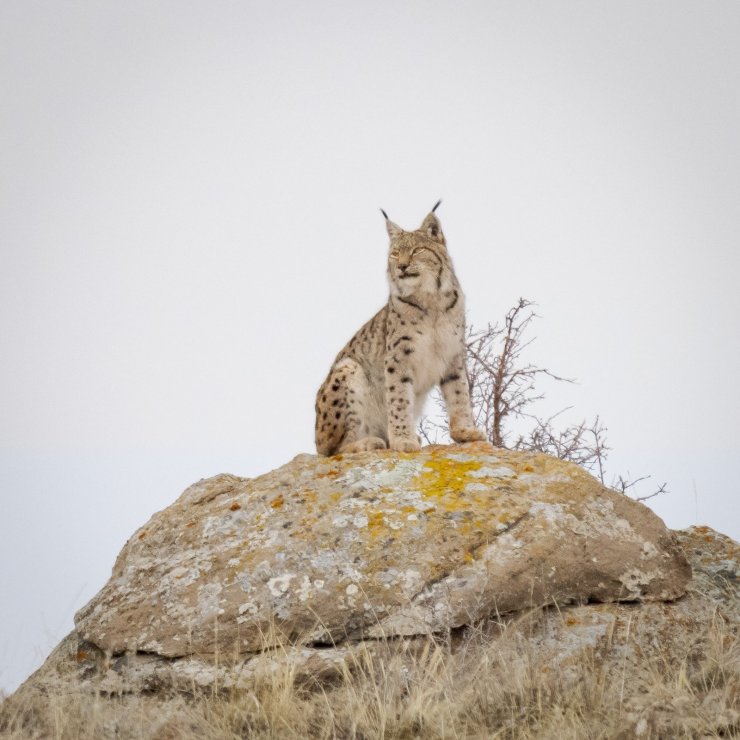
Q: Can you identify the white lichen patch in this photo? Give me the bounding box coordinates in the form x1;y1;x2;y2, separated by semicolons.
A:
444;453;478;463
267;573;295;597
297;575;313;602
619;568;659;595
197;582;224;620
202;515;235;539
583;500;638;540
373;459;424;487
468;466;515;479
238;602;257;615
336;458;423;493
295;577;324;602
352;513;369;528
165;565;200;587
382;488;436;512
530;501;567;525
399;569;423;598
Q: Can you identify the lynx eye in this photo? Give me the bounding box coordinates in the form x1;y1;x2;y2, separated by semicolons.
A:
389;250;400;260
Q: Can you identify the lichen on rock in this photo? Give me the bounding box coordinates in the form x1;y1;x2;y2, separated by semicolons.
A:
73;442;691;658
6;447;737;739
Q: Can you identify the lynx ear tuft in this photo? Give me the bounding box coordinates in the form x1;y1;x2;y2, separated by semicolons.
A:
432;199;442;213
420;206;445;244
381;208;403;239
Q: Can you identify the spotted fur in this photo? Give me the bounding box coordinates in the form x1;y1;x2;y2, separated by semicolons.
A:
315;205;485;455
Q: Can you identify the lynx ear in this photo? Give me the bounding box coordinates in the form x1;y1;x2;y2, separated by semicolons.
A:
380;208;403;239
420;200;445;243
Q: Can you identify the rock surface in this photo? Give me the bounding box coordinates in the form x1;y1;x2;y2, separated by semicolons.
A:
7;526;738;738
6;446;739;738
74;443;690;658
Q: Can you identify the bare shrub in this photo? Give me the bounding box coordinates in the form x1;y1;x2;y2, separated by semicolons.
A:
420;297;666;499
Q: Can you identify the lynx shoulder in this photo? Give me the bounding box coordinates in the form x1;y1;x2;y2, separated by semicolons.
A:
315;203;485;455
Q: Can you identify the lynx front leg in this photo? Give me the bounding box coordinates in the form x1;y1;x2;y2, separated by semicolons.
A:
440;354;486;443
385;359;421;452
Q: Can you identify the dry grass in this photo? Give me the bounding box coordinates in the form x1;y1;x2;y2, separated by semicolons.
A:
2;609;738;740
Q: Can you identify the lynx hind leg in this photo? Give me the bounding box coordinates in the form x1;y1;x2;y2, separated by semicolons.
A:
341;436;387;454
315;358;387;456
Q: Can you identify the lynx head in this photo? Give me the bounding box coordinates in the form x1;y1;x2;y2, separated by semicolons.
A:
382;200;452;298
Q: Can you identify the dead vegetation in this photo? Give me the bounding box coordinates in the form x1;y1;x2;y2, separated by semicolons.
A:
1;607;737;739
420;298;667;501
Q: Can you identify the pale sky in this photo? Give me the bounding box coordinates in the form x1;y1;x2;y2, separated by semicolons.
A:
1;1;739;694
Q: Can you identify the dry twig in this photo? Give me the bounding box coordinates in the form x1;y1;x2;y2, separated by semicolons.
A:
418;297;666;501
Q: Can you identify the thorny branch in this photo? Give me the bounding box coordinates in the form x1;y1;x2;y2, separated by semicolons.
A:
612;475;669;502
418;297;667;502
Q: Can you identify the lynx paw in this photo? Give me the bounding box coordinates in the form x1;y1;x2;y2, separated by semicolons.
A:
390;437;421;453
450;426;487;443
341;436;387;454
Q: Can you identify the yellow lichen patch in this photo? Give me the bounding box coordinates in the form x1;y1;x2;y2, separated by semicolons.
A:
229;502;241;511
366;510;387;538
412;457;484;502
404;454;533;548
297;514;318;532
316;469;340;479
270;495;284;509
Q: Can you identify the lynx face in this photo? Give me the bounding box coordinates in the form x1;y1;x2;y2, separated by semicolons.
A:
387;236;449;298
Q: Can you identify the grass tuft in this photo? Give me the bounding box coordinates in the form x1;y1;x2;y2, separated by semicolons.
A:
1;607;737;739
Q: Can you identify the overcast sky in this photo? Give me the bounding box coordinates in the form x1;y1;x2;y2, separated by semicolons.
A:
2;1;739;694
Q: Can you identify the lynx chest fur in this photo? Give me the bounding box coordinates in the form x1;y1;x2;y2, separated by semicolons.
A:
315;203;485;455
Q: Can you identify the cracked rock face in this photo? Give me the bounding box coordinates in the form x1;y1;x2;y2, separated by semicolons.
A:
74;442;690;657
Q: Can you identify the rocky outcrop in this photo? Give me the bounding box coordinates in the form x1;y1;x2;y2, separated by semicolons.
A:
73;443;690;659
6;444;739;738
12;528;735;699
5;529;737;737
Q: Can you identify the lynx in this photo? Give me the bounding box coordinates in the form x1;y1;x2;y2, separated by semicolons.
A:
315;202;485;456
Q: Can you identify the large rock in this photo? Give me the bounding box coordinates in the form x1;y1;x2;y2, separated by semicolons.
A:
5;447;738;738
74;442;690;657
5;526;737;740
